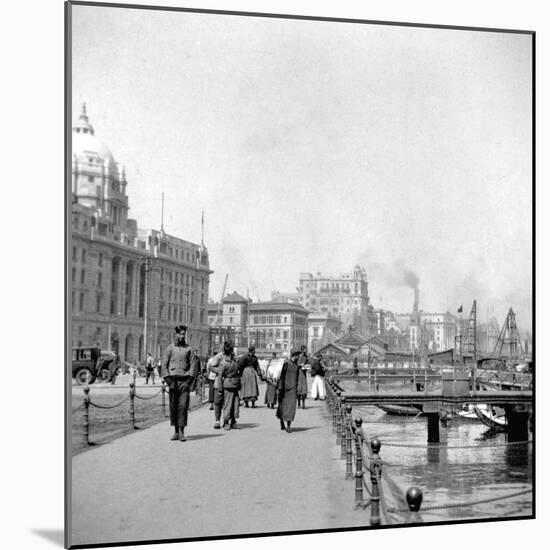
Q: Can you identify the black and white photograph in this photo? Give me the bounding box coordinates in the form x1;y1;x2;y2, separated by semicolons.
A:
65;1;535;548
26;0;536;548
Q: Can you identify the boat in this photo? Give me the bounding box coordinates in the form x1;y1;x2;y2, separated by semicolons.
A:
378;404;423;416
473;405;508;430
456;403;489;421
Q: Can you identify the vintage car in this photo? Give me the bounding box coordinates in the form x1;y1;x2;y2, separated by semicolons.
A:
71;346;118;384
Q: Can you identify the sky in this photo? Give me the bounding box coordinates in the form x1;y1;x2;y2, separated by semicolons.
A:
71;4;532;333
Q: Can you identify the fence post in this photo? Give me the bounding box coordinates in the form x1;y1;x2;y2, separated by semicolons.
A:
161;380;167;417
354;418;364;505
345;404;353;478
129;379;136;429
83;383;90;446
339;397;347;456
370;439;382;526
336;393;343;445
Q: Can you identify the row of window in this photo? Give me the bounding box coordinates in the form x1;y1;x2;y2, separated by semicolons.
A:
159;243;197;263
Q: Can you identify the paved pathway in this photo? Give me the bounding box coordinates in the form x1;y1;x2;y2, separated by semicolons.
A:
71;386;371;547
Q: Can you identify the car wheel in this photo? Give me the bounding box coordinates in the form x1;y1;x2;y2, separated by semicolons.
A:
75;368;94;385
100;369;112;382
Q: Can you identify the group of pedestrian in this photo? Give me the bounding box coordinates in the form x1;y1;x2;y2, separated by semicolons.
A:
160;324;328;441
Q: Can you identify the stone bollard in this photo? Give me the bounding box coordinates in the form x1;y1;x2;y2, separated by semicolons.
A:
369;439;382;526
129;379;136;429
161;380;167;417
406;487;423;511
354;418;364;505
345;405;354;478
83;383;90;446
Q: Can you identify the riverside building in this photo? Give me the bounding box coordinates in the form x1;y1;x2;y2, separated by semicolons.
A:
71;104;212;360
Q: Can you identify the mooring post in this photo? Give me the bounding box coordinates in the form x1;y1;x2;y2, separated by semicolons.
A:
406;487;423;522
83;382;90;446
354;418;364;505
370;439;382;526
427;413;440;443
345;404;353;478
129;379;136;429
505;406;530;442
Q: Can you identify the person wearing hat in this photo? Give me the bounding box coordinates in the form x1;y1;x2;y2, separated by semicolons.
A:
218;341;241;430
276;348;301;433
296;344;309;409
161;325;195;441
310;352;327;400
238;345;263;408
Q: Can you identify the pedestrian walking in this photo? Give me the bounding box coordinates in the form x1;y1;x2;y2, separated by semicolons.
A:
276;348;301;433
238;345;262;407
296;345;309;409
218;341;241;430
206;350;220;413
161;325;195;442
310;352;327;400
353;356;359;376
264;352;278;409
156;357;162;378
145;352;155;384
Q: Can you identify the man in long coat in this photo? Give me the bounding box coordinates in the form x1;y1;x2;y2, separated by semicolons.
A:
276;348;301;433
161;325;195;441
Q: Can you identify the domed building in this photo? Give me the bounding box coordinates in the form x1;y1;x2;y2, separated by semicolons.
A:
71;104;212;363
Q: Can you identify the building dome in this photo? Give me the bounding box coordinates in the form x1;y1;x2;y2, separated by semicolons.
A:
73;103;117;169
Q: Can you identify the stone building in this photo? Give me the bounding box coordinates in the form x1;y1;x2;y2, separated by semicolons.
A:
71;104;212;360
307;312;342;354
298;265;371;335
207;291;250;350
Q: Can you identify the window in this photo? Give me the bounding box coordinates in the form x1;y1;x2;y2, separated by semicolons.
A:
97;273;102;287
82;249;86;263
313;327;319;337
268;316;274;324
71;292;75;311
253;316;258;324
276;315;281;324
283;330;288;339
80;269;85;284
79;293;85;311
73;247;77;261
96;294;101;313
71;267;76;283
98;253;103;267
261;316;267;324
283;316;288;323
229;317;234;324
88;175;94;182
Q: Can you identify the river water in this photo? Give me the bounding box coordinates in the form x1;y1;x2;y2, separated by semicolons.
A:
339;380;533;523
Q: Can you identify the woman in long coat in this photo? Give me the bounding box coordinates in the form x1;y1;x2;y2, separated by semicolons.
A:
219;342;241;430
276;348;301;433
238;345;262;407
296;346;309;409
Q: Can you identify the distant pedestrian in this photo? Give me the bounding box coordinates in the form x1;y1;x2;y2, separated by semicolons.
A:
145;352;155;384
353;357;359;376
276;348;301;433
161;325;195;441
264;352;278;409
310;352;327;400
218;341;241;430
238;345;262;407
296;345;309;409
156;357;162;378
206;350;220;413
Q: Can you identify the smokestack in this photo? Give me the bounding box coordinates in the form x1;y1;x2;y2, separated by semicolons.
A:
413;287;419;319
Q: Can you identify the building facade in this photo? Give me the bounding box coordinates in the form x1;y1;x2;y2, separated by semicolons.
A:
71;104;212;360
421;312;457;352
307;312;342;354
298;265;371;335
207;292;250;350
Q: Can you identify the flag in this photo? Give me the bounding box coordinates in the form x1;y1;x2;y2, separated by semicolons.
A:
458;305;463;313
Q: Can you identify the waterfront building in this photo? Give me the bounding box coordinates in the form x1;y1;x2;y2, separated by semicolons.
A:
249;301;309;357
71;104;212;360
422;312;457;352
298;265;371;335
271;290;300;304
207;291;250;350
307;312;342;354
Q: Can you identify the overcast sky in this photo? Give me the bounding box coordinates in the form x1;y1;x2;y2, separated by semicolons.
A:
72;5;532;332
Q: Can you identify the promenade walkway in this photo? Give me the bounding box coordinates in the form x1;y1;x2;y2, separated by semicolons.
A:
71;386;370;547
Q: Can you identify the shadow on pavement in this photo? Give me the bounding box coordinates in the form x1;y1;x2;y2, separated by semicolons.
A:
232;423;260;429
186;433;225;441
289;426;323;432
33;528;64;547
